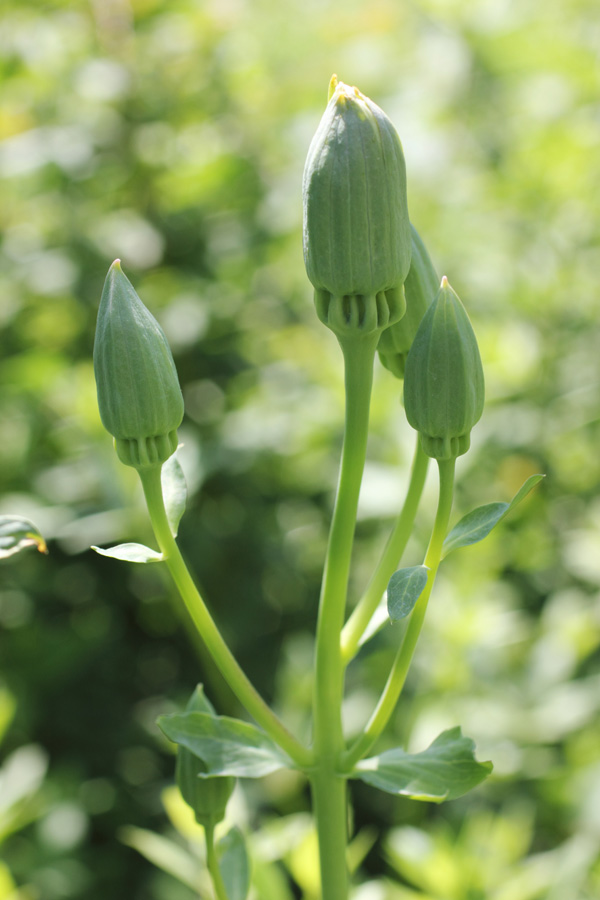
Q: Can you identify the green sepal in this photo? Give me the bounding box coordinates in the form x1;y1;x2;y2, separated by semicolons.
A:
387;566;429;622
442;474;544;558
378;224;439;378
303;79;410;337
174;687;235;828
353;727;492;803
91;542;164;563
93;261;184;470
162;452;187;538
0;516;47;559
403;277;484;460
158;706;291;779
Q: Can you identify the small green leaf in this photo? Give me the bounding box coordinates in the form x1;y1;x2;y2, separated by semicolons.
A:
162;453;187;537
158;712;291;778
0;516;47;560
353;727;492;803
119;826;199;890
219;827;251;900
387;566;429;622
91;543;164;563
442;474;544;558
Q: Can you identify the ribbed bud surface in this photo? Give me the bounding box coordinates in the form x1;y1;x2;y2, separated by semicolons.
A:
403;278;484;460
378;225;439;378
303;78;411;337
94;261;184;469
176;687;235;828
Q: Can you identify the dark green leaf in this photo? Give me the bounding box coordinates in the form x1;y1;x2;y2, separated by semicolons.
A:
157;712;290;778
91;543;163;563
353;727;492;802
219;827;250;900
162;453;187;537
387;566;429;622
442;474;544;558
0;516;47;560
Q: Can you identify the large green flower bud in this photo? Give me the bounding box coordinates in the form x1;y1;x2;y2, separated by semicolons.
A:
378;224;438;378
94;261;184;469
303;77;411;338
176;687;235;828
404;277;484;460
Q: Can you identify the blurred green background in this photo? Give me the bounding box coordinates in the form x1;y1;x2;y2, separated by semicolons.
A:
1;0;599;897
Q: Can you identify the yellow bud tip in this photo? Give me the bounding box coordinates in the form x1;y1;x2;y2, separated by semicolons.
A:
441;275;449;289
328;74;338;102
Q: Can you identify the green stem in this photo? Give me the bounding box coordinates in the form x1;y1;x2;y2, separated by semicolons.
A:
341;457;455;771
312;333;378;900
138;465;312;770
341;438;429;663
204;823;229;900
310;769;349;900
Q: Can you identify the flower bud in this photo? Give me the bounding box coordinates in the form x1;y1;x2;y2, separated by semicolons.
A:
403;277;484;460
303;77;411;338
378;224;438;378
175;687;235;828
94;261;184;469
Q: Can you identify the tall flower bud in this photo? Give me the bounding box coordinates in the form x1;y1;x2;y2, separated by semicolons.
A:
378;224;438;378
404;277;484;460
303;77;411;338
94;261;184;470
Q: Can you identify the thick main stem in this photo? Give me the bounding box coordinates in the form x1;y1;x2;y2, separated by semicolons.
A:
341;438;429;662
341;457;455;771
138;466;312;769
312;334;378;900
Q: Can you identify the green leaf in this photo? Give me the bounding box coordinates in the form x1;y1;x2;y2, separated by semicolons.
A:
219;827;251;900
442;474;544;558
157;711;291;778
0;516;47;560
353;727;492;803
162;452;187;537
91;542;164;563
387;566;429;622
119;826;199;890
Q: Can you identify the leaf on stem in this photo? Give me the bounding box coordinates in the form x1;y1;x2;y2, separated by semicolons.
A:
442;474;544;558
352;727;492;802
219;827;251;900
387;566;429;622
162;452;187;537
0;516;47;559
91;543;164;563
158;711;291;778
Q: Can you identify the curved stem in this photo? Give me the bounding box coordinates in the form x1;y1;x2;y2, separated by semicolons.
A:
311;333;378;900
341;457;455;771
341;438;429;663
204;823;229;900
138;465;313;770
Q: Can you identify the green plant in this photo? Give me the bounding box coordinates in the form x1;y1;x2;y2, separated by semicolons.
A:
92;78;542;900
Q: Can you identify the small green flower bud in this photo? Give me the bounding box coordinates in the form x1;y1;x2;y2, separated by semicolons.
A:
93;261;184;470
303;77;411;338
378;224;438;378
403;277;484;460
176;687;235;828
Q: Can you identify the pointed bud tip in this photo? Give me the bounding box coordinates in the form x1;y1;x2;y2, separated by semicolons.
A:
327;74;338;101
441;275;449;289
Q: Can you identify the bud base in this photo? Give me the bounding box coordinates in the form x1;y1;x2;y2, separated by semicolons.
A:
115;430;178;469
314;287;405;338
420;432;470;461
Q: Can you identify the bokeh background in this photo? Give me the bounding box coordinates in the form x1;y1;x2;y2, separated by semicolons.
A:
1;0;599;897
